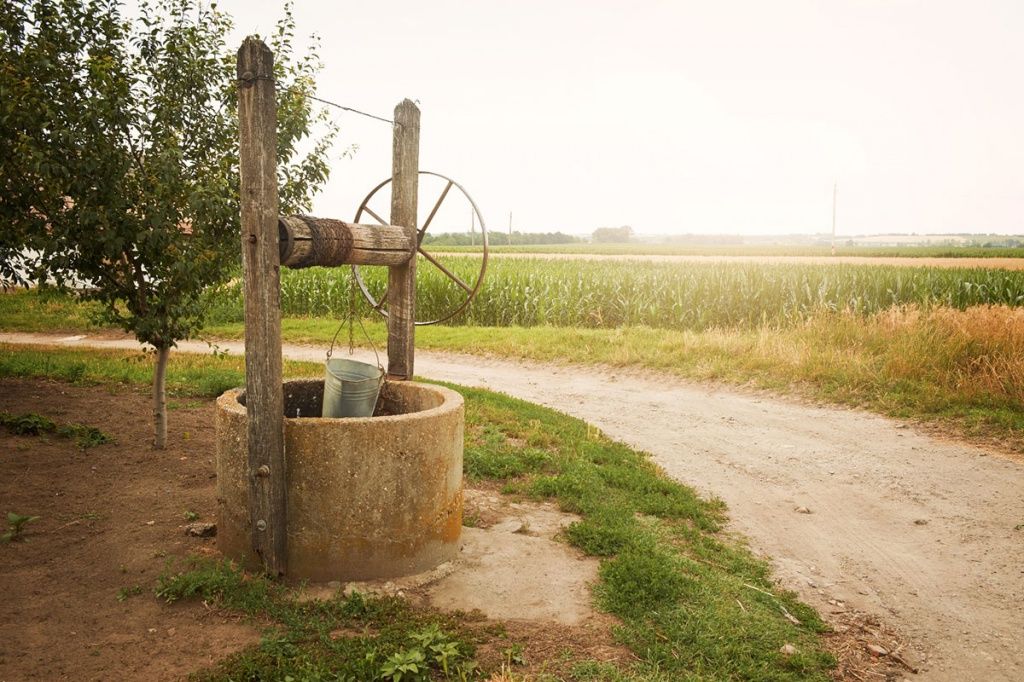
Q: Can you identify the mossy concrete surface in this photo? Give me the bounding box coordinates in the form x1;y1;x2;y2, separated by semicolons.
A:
216;379;464;581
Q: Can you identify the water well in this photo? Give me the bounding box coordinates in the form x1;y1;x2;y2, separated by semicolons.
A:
232;42;487;577
215;379;464;581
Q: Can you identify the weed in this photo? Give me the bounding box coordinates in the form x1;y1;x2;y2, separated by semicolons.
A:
379;648;427;681
183;510;200;522
57;423;114;449
2;512;40;542
117;585;144;602
502;643;527;666
155;557;279;614
0;412;56;435
0;411;112;448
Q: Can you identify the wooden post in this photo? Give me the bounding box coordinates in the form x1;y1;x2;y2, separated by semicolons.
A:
387;100;420;379
237;37;287;576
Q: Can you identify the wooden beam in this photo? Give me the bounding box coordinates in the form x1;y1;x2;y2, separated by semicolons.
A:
386;100;420;379
278;215;415;268
237;37;287;577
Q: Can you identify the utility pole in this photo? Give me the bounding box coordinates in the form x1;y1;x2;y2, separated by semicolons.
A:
508;211;512;246
831;181;837;257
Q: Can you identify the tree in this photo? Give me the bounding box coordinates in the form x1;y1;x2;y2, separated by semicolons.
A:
592;225;634;243
1;0;335;447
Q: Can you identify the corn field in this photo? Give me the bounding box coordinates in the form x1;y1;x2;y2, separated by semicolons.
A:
205;258;1024;331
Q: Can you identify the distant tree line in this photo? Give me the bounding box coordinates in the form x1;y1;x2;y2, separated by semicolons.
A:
591;225;633;243
422;231;582;246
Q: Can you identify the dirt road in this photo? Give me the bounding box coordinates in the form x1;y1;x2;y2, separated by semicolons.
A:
3;332;1022;680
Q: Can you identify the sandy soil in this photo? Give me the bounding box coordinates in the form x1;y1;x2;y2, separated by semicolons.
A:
437;252;1024;270
5;332;1022;681
0;379;260;681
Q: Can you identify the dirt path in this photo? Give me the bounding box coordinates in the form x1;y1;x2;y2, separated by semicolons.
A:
4;332;1023;680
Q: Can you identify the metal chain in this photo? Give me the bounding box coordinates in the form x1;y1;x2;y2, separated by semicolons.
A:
348;268;356;356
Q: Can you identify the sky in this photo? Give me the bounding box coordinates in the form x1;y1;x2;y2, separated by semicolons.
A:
213;0;1024;237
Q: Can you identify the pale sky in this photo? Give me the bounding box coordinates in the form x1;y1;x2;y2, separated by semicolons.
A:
215;0;1024;236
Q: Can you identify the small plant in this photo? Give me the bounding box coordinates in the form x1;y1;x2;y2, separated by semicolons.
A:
1;412;55;435
57;424;114;449
378;648;427;682
0;411;112;448
117;584;144;601
183;510;200;522
502;644;527;667
2;512;40;542
376;626;476;681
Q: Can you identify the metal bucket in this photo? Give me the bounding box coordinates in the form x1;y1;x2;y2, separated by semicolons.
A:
322;358;384;418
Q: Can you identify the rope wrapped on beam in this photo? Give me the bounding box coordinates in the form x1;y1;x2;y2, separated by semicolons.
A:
278;215;415;268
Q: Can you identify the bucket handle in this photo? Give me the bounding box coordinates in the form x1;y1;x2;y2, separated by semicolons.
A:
326;316;383;376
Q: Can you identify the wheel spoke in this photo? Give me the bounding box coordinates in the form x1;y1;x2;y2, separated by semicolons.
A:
419;247;473;294
361;205;388;226
418;180;454;237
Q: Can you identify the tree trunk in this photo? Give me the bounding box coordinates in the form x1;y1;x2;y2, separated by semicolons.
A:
153;345;170;449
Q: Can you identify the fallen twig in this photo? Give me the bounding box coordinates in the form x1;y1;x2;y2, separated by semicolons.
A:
50;519;82;532
741;583;802;625
890;651;919;674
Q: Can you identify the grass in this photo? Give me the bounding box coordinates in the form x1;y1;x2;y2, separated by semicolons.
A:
0;345;835;680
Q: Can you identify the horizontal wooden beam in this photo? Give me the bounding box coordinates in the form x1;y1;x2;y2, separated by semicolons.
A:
278;215;416;268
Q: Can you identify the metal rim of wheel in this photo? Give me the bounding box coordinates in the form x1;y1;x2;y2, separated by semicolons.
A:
351;171;489;326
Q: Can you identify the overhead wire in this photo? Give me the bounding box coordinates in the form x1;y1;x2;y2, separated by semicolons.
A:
307;95;393;125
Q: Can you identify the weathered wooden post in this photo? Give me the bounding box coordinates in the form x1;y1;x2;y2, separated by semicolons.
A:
387;100;420;379
237;37;287;576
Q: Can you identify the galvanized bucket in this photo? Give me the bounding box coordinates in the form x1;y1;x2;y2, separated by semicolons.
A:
321;358;384;418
